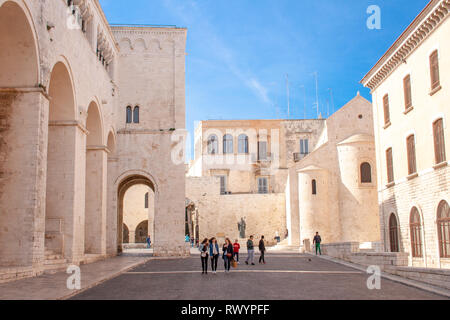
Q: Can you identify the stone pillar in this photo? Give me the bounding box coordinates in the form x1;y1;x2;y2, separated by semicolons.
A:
106;156;118;256
46;120;87;263
0;89;48;267
129;231;136;244
85;146;108;255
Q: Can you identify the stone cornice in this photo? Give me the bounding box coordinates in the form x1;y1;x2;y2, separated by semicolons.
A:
49;120;89;135
361;0;450;91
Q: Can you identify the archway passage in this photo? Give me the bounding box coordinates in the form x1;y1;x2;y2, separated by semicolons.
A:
45;62;77;260
135;220;148;243
0;1;40;267
117;175;156;253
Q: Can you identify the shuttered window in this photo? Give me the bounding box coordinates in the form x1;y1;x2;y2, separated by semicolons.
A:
389;214;399;253
437;201;450;258
258;177;268;194
383;94;390;126
433;119;446;164
430;50;440;90
258;141;267;160
407;135;417;175
386;148;394;183
403;75;412;109
312;179;317;195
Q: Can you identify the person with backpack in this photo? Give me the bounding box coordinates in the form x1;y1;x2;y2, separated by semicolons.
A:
233;239;241;264
245;235;255;265
199;238;209;274
313;232;322;255
259;235;266;264
222;238;234;273
209;237;220;274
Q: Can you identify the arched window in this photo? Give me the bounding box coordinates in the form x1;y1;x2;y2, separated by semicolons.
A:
133;106;140;123
238;134;249;154
389;213;399;252
145;192;149;209
410;207;423;258
437;200;450;258
126;106;132;123
223;134;233;154
360;162;372;183
312;179;317;195
207;135;218;154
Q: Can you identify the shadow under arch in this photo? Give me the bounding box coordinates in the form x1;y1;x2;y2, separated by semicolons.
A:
117;173;157;253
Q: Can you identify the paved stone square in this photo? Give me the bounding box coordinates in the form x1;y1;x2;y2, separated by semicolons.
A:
71;253;447;300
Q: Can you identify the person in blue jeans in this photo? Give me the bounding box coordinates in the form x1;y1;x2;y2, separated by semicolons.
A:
222;238;234;273
146;235;151;248
209;237;220;274
199;238;209;275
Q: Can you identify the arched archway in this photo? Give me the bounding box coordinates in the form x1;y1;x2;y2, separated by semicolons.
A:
135;220;148;243
0;1;39;87
0;0;40;267
84;101;107;255
45;61;78;260
117;174;157;253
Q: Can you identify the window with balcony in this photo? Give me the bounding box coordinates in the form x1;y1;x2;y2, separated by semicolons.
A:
223;134;233;154
258;141;267;160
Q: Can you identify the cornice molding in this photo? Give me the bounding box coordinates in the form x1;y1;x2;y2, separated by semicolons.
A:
361;0;450;91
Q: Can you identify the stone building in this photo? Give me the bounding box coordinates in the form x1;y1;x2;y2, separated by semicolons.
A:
286;94;380;249
361;0;450;269
186;95;380;248
0;0;188;281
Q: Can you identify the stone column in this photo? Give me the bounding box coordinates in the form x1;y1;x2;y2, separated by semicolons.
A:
0;89;48;268
84;146;108;255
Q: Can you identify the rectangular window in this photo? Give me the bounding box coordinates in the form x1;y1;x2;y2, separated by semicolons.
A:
257;177;268;194
430;50;440;90
403;75;412;110
433;119;446;164
383;94;390;126
300;139;309;155
219;176;227;194
258;141;267;160
407;135;417;175
386;148;394;183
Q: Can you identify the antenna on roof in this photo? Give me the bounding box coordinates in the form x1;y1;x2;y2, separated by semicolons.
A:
300;85;306;119
313;72;319;119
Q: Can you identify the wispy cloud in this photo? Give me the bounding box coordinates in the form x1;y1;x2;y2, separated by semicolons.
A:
162;0;273;105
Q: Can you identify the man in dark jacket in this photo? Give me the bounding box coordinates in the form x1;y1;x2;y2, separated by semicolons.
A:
259;236;266;264
245;235;255;265
313;232;322;255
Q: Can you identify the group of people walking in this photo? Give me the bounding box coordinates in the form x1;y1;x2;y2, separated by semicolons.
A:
199;235;266;274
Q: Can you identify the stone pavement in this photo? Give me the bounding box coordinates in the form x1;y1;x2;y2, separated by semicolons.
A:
0;252;153;300
71;253;448;300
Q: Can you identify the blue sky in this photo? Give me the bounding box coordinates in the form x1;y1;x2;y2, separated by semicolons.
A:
99;0;428;157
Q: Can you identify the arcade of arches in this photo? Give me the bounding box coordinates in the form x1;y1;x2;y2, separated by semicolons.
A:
0;0;189;279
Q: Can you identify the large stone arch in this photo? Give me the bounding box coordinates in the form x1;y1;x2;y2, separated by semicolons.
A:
45;61;78;261
0;0;42;267
84;100;107;255
0;0;39;87
115;170;159;253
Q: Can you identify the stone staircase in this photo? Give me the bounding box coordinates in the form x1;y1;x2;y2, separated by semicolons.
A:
268;239;301;253
44;250;67;274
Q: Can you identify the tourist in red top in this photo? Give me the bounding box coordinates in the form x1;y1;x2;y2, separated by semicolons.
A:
233;239;241;264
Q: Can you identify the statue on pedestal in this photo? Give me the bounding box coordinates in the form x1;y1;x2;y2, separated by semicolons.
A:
238;217;246;239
